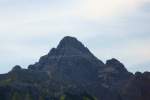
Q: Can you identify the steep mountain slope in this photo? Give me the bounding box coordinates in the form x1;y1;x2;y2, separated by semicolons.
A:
29;36;104;83
0;36;149;100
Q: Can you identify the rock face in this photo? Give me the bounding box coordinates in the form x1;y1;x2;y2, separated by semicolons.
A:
0;36;150;100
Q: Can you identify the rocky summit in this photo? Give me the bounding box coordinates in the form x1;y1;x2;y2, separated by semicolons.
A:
0;36;150;100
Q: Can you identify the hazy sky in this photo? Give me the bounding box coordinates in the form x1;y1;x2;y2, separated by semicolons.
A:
0;0;150;73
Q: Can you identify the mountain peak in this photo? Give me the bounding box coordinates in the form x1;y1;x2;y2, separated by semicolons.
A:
105;58;128;73
57;36;85;50
60;36;77;42
29;36;104;72
48;36;92;56
106;58;121;65
11;65;22;72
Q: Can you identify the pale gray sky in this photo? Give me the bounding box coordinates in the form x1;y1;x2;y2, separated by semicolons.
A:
0;0;150;73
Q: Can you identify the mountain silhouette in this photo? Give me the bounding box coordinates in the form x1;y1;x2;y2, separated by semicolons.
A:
0;36;150;100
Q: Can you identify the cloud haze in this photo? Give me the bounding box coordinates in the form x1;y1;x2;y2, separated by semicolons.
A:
0;0;150;73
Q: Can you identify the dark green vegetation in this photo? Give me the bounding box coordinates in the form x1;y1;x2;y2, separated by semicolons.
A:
0;36;150;100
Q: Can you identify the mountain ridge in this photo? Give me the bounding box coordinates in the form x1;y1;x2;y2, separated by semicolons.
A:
0;36;150;100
